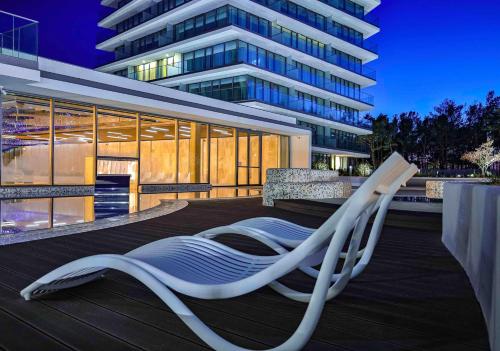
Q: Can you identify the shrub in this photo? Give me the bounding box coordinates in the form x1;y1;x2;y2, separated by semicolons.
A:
312;160;329;170
356;162;373;177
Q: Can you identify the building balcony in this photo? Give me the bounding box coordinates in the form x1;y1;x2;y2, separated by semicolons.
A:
313;0;379;26
0;10;38;62
176;81;372;130
128;42;374;107
99;3;378;62
101;0;378;53
250;0;378;53
111;13;376;82
311;135;369;154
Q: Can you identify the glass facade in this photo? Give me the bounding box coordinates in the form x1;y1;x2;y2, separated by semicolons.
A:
53;102;95;185
102;2;376;159
140;116;177;184
113;5;375;79
179;75;369;129
130;53;182;81
112;1;375;51
0;93;289;187
115;0;194;33
178;40;367;103
298;121;368;153
1;95;51;185
252;0;364;46
98;108;138;158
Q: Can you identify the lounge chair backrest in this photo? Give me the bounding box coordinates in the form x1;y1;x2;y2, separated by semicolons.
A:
316;152;411;239
298;153;413;289
349;163;418;279
271;154;417;350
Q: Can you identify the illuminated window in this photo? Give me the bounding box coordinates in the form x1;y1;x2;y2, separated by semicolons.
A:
261;134;289;183
178;121;209;184
1;95;51;185
97;108;138;158
53;102;95;185
140;115;177;184
210;126;236;186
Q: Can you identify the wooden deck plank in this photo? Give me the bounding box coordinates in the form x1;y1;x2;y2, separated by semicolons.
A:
0;280;139;351
0;198;490;350
0;307;71;351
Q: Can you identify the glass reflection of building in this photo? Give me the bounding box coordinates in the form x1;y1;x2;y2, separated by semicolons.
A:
0;93;289;188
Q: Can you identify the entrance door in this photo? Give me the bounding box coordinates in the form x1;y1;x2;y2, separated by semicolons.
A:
237;130;261;185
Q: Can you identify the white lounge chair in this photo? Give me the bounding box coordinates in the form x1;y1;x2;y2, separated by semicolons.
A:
197;157;417;281
21;153;412;351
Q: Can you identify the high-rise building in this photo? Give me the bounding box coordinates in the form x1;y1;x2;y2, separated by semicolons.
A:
97;0;380;170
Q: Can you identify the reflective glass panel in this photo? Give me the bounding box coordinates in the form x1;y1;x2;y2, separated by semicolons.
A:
53;102;95;185
210;126;236;186
140;115;177;184
97;108;138;158
1;95;50;185
178;121;209;183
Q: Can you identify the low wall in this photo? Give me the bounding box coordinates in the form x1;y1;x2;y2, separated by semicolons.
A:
0;185;94;199
426;179;491;199
344;176;490;199
263;168;351;206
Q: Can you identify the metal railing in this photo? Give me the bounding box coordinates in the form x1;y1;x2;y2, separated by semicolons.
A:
114;11;376;82
312;135;370;153
0;10;38;62
180;85;372;130
252;0;378;53
315;0;379;26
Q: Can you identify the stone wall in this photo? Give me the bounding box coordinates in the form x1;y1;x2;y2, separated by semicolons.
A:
263;168;351;206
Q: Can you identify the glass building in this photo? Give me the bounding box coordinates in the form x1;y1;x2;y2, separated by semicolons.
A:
0;93;289;189
97;0;380;170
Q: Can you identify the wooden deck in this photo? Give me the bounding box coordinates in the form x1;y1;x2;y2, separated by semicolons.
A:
0;198;489;351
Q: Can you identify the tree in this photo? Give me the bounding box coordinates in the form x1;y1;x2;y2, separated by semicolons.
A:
483;91;500;146
359;91;499;175
359;114;397;168
461;140;500;176
430;99;464;168
393;112;419;160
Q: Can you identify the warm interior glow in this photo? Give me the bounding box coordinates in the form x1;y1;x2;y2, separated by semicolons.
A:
1;94;290;187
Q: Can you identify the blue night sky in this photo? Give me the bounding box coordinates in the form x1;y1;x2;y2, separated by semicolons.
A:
1;0;499;117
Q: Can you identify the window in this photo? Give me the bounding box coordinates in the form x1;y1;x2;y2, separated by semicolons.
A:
53;102;95;185
1;95;51;185
140;116;177;184
97;108;138;158
178;121;209;183
210;126;236;186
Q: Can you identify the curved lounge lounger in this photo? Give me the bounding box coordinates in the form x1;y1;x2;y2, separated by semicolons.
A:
197;158;418;281
21;153;411;351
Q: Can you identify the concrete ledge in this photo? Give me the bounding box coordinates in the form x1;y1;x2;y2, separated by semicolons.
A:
140;183;212;193
0;185;94;199
0;200;188;246
266;168;339;183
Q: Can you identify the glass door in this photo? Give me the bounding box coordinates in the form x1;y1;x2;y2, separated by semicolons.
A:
249;131;261;185
237;131;249;185
237;130;261;185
